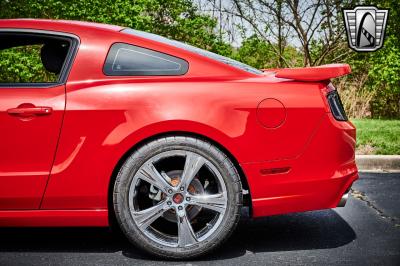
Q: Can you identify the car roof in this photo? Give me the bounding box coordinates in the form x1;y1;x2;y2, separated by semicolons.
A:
0;18;124;33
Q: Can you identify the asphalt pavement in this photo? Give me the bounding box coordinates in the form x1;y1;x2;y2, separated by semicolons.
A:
0;172;399;265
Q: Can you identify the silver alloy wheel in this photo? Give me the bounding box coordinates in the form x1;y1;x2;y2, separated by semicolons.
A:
128;150;228;248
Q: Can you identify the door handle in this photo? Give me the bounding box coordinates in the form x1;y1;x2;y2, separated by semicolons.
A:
7;105;53;117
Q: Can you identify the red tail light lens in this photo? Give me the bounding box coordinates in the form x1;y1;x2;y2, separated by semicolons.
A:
327;90;348;121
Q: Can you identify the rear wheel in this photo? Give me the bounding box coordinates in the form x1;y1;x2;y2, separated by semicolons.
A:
113;136;242;259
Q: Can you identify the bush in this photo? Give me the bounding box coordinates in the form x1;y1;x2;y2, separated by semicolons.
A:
0;45;57;83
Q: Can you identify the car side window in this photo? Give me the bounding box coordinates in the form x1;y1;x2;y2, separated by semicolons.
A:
0;31;78;86
103;43;189;76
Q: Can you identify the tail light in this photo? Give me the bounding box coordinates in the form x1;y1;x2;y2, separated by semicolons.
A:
327;90;348;121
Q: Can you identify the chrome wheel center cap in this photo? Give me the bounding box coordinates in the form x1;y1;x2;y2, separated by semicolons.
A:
172;193;184;204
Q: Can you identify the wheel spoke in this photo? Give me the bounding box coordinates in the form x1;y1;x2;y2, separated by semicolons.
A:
136;162;172;193
180;152;204;189
128;149;229;249
176;209;198;247
190;192;227;213
131;201;169;230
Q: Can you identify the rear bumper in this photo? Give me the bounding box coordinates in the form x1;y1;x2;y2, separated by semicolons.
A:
243;113;358;217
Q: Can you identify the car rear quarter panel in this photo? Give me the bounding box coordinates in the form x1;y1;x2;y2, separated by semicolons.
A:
41;77;327;209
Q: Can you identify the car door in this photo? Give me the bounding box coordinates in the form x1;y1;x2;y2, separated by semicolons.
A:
0;30;78;209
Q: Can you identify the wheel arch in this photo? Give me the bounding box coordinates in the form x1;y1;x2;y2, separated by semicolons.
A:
107;131;252;228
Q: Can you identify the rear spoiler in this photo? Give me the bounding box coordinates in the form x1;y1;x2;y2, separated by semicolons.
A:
263;64;351;82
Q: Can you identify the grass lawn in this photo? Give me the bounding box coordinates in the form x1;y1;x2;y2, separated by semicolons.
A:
352;119;400;155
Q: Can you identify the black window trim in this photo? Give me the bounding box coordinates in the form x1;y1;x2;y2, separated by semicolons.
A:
103;42;189;76
0;28;80;88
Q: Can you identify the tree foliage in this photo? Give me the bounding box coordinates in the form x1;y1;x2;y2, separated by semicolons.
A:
0;45;57;83
0;0;227;51
233;35;302;69
342;0;400;118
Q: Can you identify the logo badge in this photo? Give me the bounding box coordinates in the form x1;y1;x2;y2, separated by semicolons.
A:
343;6;389;51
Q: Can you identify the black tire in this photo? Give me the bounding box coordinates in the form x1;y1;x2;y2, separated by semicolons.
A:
113;136;242;259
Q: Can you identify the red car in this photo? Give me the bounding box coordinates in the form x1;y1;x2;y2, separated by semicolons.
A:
0;19;358;259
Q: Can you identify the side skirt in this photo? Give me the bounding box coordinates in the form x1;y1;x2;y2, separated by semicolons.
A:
0;210;108;227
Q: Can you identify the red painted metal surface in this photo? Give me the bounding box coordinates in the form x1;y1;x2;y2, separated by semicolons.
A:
256;98;286;128
273;64;351;81
0;19;357;226
0;210;108;227
0;85;65;209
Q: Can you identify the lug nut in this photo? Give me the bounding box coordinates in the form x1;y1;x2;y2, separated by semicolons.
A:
167;201;172;205
186;197;191;201
168;189;173;194
178;206;183;210
180;187;184;191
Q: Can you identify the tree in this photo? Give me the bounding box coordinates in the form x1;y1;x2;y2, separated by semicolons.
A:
202;0;356;66
0;0;228;53
234;35;302;69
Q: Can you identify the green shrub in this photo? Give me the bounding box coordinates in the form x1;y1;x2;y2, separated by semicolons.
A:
0;45;57;83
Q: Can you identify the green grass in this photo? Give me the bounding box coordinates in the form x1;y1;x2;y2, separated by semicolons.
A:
352;119;400;155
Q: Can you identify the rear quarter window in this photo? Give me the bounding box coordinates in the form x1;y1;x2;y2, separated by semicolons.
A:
103;43;189;76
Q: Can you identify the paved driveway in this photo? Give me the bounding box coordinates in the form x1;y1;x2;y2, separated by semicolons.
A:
0;172;399;265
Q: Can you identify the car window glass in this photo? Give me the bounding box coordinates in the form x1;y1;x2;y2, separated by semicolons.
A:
0;44;58;83
0;33;72;84
104;43;189;76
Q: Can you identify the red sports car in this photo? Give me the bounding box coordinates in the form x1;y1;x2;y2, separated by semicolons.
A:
0;19;358;259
